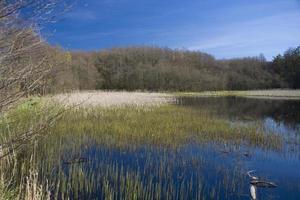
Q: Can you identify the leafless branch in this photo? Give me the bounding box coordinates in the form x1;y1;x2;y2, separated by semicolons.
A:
0;0;72;159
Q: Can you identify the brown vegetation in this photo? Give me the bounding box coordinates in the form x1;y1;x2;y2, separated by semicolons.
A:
50;46;299;92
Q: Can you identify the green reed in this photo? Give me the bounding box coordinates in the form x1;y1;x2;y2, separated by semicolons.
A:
49;104;282;150
0;98;284;199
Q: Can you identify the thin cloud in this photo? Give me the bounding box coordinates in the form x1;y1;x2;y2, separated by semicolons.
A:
46;0;300;59
188;12;300;59
65;9;97;21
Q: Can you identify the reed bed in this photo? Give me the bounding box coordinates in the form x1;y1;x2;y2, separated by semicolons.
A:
0;96;287;199
50;105;282;150
53;91;174;107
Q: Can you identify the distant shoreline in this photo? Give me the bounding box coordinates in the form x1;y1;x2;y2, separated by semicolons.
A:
173;89;300;100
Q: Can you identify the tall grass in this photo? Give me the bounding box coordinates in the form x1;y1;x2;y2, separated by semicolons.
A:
0;98;61;199
0;98;285;199
50;105;282;150
0;153;51;200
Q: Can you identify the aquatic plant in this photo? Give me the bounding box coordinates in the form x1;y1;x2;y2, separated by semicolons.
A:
49;105;282;150
0;96;294;199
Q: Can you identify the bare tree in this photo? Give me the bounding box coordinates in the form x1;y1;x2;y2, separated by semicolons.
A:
0;0;70;159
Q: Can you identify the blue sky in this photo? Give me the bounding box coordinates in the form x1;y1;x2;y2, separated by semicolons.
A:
44;0;300;60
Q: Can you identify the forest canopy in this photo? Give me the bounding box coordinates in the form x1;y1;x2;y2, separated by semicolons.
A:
50;46;299;92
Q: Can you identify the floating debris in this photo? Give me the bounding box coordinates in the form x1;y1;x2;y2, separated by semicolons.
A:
243;152;251;158
63;157;89;165
250;180;278;188
247;170;277;200
250;184;257;200
220;150;229;154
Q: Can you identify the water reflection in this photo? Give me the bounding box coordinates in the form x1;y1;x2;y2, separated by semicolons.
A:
175;96;300;135
55;142;300;199
43;96;300;199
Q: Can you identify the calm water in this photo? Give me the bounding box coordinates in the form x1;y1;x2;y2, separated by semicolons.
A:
54;97;300;199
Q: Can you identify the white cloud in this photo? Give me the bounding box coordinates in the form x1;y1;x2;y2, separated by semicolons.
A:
188;11;300;59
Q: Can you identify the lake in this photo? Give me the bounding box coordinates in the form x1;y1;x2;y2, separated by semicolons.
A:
34;96;300;199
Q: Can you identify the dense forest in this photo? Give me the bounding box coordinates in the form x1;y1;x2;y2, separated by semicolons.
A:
48;46;299;92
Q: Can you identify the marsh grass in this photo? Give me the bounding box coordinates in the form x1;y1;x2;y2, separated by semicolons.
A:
0;98;284;199
0;98;62;199
50;105;282;150
0;153;51;200
26;140;248;200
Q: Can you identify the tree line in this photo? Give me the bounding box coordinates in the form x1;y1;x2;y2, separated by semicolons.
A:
271;46;300;89
49;46;299;92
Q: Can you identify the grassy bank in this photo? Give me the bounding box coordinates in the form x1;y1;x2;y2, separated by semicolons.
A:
174;89;300;99
0;98;63;200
